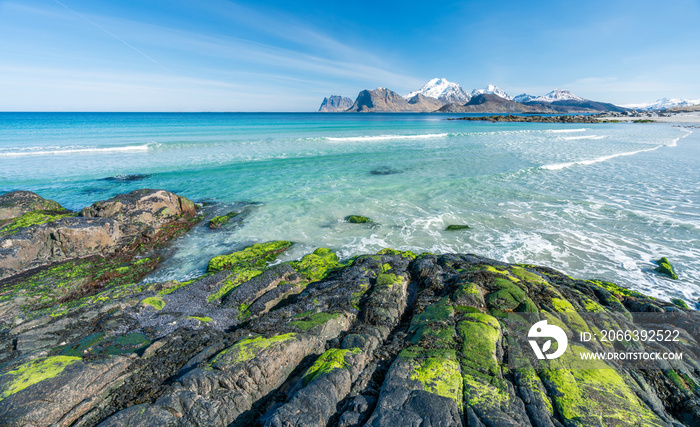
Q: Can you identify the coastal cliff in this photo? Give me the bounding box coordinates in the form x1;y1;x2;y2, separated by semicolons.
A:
0;190;698;426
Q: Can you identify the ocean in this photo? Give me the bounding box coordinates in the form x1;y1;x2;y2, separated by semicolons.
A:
1;112;698;307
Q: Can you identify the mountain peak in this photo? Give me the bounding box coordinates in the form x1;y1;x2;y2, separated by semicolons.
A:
537;89;584;102
470;84;511;100
404;78;470;104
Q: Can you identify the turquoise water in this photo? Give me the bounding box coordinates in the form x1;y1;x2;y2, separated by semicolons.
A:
1;112;698;306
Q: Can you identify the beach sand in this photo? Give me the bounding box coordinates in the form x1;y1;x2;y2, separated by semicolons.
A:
598;111;700;124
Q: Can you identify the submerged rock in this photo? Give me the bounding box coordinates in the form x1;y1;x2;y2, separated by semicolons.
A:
370;166;403;175
102;174;150;182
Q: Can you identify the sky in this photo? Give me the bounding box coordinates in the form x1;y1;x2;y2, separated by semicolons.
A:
1;0;699;111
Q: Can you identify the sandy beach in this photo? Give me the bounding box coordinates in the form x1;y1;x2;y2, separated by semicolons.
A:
598;111;700;124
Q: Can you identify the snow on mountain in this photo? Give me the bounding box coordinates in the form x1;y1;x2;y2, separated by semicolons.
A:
404;78;471;104
533;89;584;103
622;97;700;111
470;84;511;100
512;93;537;103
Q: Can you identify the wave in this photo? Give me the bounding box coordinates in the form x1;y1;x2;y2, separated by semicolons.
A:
323;133;450;142
546;128;587;133
541;146;662;170
0;143;157;157
562;135;606;140
667;128;693;147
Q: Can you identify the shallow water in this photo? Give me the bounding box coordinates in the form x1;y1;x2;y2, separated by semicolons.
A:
1;112;698;306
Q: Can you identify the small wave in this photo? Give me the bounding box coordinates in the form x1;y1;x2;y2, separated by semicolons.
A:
563;135;606;140
546;128;587;133
0;143;157;157
667;128;693;147
541;146;662;170
323;133;449;142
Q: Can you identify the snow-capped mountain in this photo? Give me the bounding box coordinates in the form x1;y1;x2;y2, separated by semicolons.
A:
404;78;470;104
622;97;700;111
533;89;584;103
470;84;511;100
512;93;537;103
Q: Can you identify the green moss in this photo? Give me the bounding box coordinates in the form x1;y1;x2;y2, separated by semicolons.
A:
0;356;81;401
189;316;212;322
454;305;482;314
303;348;361;385
587;280;647;299
408;298;455;348
288;247;343;283
542;344;664;426
510;266;548;285
208;211;239;228
670;298;689;309
655;257;678;280
550;297;590;334
159;278;196;295
208;269;262;302
211;333;297;367
583;298;605;313
288;312;341;331
345;215;371;224
484;277;528;311
458;313;501;376
141;296;165;310
206;240;293;273
633;119;655;123
445;224;470;231
0;210;75;235
410;356;463;404
237;303;251;320
376;273;403;288
376;247;417;260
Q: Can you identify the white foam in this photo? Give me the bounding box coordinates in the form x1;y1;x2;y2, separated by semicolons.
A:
546;128;587;133
541;146;662;170
0;143;156;157
323;133;449;142
563;135;606;140
667;128;693;147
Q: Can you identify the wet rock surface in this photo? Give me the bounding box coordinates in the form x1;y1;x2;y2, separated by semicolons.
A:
0;191;698;426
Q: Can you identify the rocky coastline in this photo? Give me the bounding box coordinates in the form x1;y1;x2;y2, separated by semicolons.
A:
0;190;698;426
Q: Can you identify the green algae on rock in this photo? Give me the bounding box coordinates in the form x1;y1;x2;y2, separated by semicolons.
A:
344;215;371;224
655;257;679;279
445;224;470;231
287;247;343;283
206;240;293;273
302;347;360;385
0;356;81;402
208;211;239;229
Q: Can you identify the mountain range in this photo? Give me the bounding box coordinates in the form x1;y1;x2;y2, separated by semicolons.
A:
319;78;629;113
622;97;700;111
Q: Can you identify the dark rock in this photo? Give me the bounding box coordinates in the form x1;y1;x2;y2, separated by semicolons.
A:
102;174;150;182
370;166;403;175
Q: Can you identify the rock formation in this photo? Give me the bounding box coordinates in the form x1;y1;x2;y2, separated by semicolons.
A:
318;95;354;112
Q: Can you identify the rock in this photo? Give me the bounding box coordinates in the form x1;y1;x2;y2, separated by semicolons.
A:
101;174;150;182
0;189;196;281
208;211;239;229
345;215;371;224
655;257;678;279
318;95;354;112
445;224;470;231
0;191;65;220
370;166;403;175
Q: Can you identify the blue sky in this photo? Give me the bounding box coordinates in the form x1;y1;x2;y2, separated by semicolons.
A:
1;0;699;111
